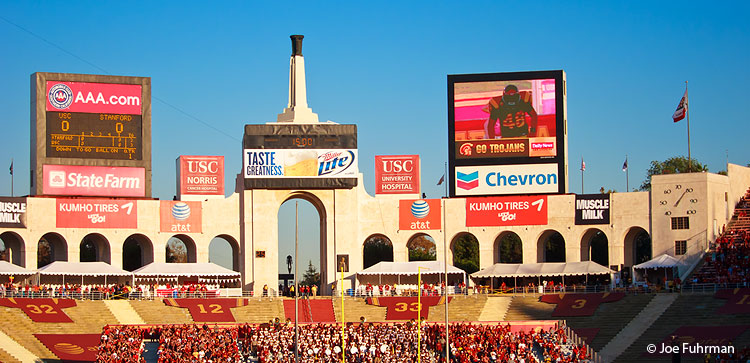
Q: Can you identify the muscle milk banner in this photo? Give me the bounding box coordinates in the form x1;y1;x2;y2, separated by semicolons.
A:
375;155;420;194
56;198;137;229
575;194;610;225
0;197;27;228
466;195;548;226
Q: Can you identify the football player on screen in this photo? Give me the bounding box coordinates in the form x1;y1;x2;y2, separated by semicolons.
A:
485;84;538;139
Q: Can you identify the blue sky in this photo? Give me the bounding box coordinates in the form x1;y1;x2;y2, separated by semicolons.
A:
2;2;749;272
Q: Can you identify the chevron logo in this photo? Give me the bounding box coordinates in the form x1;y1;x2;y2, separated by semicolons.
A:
456;171;479;190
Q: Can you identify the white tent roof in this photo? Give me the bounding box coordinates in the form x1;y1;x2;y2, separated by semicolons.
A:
0;261;33;275
37;261;131;276
357;261;465;276
633;254;684;270
133;262;240;277
471;261;613;278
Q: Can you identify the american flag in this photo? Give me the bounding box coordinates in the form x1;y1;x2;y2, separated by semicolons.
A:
673;88;688;122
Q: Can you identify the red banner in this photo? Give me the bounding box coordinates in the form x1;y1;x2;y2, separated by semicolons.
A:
283;299;336;322
0;298;76;322
466;195;547;226
163;298;247;322
399;199;441;230
160;201;202;233
46;81;142;115
375;155;420;194
540;292;624;317
35;333;99;361
43;164;145;197
714;288;750;314
178;155;225;196
366;296;451;320
56;198;137;229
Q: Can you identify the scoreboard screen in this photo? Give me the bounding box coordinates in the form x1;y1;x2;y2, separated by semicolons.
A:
46;111;142;160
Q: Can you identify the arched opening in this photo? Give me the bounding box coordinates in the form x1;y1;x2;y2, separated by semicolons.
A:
166;235;197;263
495;232;523;264
0;232;25;267
451;233;479;274
123;234;154;271
362;234;393;269
407;233;436;261
623;227;652;267
537;230;565;263
80;233;111;263
580;229;608;267
278;194;325;295
209;235;240;271
37;232;68;268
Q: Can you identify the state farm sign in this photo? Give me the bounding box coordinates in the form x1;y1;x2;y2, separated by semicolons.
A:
43;165;145;197
56;198;137;229
465;195;548;226
375;155;420;194
178;156;224;196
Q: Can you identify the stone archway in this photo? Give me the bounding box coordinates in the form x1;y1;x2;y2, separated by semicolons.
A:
38;232;68;268
537;230;565;263
494;231;523;264
123;234;154;271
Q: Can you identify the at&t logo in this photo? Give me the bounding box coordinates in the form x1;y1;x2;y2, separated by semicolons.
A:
48;83;73;110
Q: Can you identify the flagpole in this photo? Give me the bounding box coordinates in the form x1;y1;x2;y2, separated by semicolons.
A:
444;162;448;198
442;198;449;362
10;158;13;197
625;155;629;192
294;201;299;363
580;157;584;194
685;81;691;172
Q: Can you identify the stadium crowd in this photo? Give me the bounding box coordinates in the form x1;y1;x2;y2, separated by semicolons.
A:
95;325;146;363
98;322;591;363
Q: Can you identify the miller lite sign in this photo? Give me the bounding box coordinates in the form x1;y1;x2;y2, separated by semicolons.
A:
177;156;224;199
375;155;420;194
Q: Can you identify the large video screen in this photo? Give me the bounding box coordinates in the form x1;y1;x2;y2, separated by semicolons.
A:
448;71;567;197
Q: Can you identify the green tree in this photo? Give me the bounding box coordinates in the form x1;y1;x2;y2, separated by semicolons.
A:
363;235;393;268
453;234;479;274
408;235;436;261
498;233;523;263
37;239;52;268
166;238;187;263
639;156;708;191
301;260;320;287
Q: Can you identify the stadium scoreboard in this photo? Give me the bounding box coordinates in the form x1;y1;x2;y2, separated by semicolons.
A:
31;72;152;197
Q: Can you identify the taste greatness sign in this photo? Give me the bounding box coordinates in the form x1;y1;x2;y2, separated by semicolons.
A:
466;195;547;226
178;156;224;196
56;199;137;228
375;155;420;194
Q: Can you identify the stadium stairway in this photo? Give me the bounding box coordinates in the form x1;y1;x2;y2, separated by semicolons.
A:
332;297;386;323
614;293;750;363
0;329;36;363
476;295;510;321
127;299;194;325
564;293;655;352
424;294;489;322
104;299;146;325
599;293;677;362
503;295;556;321
0;300;117;361
232;298;285;324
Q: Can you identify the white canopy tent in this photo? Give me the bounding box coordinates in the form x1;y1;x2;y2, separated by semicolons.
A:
356;261;466;286
470;261;614;288
36;261;132;285
633;254;685;283
0;261;33;276
133;262;241;285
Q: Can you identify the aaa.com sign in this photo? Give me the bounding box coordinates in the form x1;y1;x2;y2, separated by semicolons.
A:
43;164;145;197
178;156;224;196
466;195;547;226
375;155;420;194
56;199;137;229
46;81;142;115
